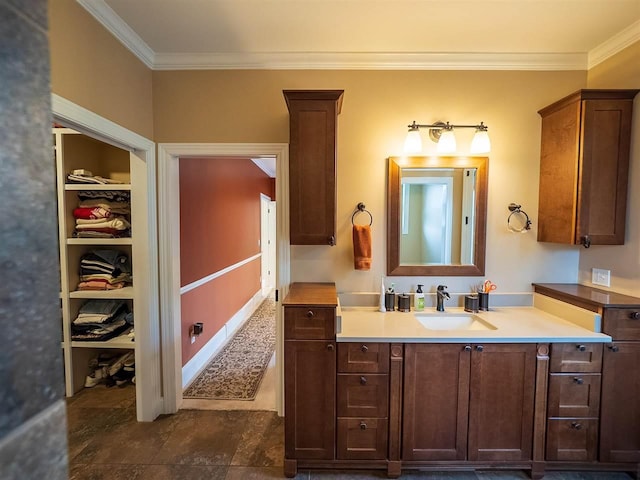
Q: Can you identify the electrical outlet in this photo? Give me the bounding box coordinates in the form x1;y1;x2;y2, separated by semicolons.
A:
592;268;611;287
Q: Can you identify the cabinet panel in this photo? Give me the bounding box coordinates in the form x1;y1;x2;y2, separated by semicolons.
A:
603;308;640;340
337;373;388;418
546;418;598;462
468;344;536;461
337;418;388;460
548;373;601;418
284;307;335;340
600;342;640;463
337;343;389;373
550;343;602;373
402;344;470;461
284;340;336;460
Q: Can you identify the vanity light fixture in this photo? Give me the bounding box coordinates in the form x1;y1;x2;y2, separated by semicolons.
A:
404;121;491;154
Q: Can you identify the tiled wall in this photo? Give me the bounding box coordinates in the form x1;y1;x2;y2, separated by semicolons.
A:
0;2;68;478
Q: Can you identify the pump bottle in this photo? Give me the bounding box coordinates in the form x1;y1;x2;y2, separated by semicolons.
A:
414;284;425;312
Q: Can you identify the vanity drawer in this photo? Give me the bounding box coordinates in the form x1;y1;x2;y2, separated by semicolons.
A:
547;373;601;417
337;342;390;373
284;307;335;340
337;373;389;417
337;417;388;460
546;418;598;462
550;343;603;373
602;308;640;340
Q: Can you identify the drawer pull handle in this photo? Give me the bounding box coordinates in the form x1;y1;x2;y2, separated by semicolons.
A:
608;344;619;353
571;422;582;430
464;345;472;352
630;312;640;320
360;422;367;430
361;345;368;353
360;376;367;385
573;377;584;385
576;344;586;352
476;345;484;352
327;344;334;351
306;310;314;318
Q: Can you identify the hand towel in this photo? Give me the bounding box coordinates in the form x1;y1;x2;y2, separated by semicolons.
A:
353;224;372;270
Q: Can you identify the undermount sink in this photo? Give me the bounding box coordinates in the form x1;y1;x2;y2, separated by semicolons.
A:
415;313;497;331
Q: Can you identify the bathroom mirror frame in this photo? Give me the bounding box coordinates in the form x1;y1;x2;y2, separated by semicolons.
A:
387;156;488;276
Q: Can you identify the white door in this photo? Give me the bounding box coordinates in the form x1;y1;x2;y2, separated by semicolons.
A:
268;200;276;290
260;194;270;296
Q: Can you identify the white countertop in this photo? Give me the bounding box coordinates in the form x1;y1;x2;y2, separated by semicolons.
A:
336;296;611;344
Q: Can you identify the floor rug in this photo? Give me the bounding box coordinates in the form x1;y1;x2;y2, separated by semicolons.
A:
183;297;276;400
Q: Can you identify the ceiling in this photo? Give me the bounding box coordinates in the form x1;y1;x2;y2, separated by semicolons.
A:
79;0;640;70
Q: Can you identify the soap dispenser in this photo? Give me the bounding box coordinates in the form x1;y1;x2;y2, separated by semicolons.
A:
414;284;425;312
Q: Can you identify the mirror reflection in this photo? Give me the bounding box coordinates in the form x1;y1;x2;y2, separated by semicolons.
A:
387;156;488;276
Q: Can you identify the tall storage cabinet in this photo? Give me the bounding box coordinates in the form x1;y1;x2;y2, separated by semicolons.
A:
283;90;343;246
54;128;152;419
537;89;638;247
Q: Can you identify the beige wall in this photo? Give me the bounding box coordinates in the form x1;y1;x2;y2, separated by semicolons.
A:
580;41;640;296
154;69;587;295
49;0;154;139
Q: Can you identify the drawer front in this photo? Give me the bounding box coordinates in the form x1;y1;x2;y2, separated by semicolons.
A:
337;417;388;460
603;308;640;340
547;373;601;417
284;307;335;340
337;374;389;418
546;418;598;462
550;343;603;373
337;342;390;373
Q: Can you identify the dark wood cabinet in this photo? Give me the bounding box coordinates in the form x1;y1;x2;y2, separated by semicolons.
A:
283;90;343;246
537;89;638;247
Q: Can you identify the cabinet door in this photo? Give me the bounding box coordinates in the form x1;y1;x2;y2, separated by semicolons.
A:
284;340;336;460
402;344;470;461
468;344;536;461
600;342;640;463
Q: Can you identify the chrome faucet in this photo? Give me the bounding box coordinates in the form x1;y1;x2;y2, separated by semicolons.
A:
436;285;450;312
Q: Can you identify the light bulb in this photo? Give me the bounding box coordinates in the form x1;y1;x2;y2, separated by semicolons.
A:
470;129;491;154
404;129;422;154
437;129;457;154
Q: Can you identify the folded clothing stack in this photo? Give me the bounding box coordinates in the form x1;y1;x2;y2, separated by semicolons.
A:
77;249;132;291
73;191;131;238
72;299;133;341
66;170;125;185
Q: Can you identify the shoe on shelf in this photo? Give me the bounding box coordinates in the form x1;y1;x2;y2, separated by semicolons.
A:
107;351;134;377
123;354;135;372
112;368;134;387
84;367;105;388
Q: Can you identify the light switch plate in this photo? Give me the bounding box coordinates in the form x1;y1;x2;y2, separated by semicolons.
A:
592;268;611;287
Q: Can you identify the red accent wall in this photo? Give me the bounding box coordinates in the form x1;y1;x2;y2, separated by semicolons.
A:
179;157;275;365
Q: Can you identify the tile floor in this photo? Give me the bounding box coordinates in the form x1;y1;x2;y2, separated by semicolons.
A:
66;384;635;480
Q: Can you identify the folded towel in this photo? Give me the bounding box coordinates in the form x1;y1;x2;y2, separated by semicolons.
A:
353;224;372;271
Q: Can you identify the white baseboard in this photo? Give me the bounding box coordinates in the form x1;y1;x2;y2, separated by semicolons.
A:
182;289;265;389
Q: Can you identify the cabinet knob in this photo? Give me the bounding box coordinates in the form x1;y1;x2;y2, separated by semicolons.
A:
361;344;368;353
327;344;334;351
608;344;619;353
630;312;640;320
328;236;336;246
576;344;586;352
306;310;314;318
360;422;367;430
360;376;367;385
476;345;484;352
571;422;582;430
573;377;584;385
464;345;472;352
580;235;591;248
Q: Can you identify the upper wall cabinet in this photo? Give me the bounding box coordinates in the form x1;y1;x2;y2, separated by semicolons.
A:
537;89;639;247
284;90;344;246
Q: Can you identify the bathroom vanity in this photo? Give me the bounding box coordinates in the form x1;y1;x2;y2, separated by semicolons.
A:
283;282;640;479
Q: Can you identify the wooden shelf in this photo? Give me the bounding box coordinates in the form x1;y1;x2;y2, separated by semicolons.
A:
69;286;134;299
71;331;135;349
65;183;131;191
67;238;132;245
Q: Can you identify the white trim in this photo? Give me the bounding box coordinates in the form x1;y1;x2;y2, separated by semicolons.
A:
180;253;262;295
252;157;277;178
158;143;290;416
76;0;155;68
152;51;588;71
588;19;640;69
52;95;162;422
182;290;264;389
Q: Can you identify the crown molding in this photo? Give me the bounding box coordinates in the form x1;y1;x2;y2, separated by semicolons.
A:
151;51;587;71
588;19;640;69
251;158;277;178
76;0;155;69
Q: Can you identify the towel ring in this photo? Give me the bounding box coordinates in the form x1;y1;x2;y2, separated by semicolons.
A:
507;203;532;233
352;202;373;226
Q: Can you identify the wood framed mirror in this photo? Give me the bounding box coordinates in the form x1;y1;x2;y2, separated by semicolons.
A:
387;156;488;276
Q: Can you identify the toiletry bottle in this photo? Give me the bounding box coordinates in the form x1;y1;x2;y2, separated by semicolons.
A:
379;278;386;312
415;284;425;311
